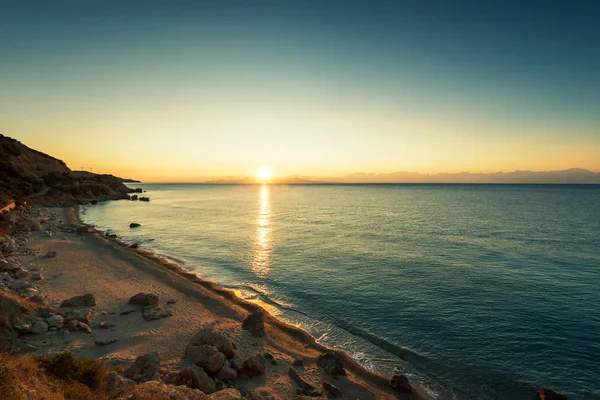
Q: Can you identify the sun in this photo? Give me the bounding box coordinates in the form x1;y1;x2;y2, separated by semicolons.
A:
257;166;273;182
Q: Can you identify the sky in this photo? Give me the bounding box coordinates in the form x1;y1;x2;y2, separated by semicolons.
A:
1;0;599;182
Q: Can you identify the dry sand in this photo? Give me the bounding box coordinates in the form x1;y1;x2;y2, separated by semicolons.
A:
21;207;423;399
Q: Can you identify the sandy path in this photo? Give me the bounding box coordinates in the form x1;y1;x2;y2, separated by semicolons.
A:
21;207;422;399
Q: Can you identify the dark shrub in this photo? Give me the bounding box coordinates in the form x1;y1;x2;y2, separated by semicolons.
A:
36;351;108;390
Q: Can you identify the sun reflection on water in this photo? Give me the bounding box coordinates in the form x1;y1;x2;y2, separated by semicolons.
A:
251;185;272;278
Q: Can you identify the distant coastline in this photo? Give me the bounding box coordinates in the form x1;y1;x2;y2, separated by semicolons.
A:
198;168;600;185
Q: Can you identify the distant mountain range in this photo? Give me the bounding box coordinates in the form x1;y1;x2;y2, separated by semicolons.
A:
204;169;600;184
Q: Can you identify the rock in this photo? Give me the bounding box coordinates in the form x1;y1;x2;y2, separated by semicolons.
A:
142;304;172;320
95;337;119;346
91;200;99;205
129;292;159;306
211;388;242;400
44;250;57;258
139;197;150;202
129;243;140;249
184;345;226;373
0;259;17;271
216;362;238;381
179;364;217;394
317;352;346;377
292;358;304;367
242;311;265;337
167;299;177;304
31;269;44;280
243;352;266;376
130;195;139;201
229;355;244;372
134;188;143;193
123;352;161;383
76;226;89;234
98;321;117;329
106;371;135;397
29;295;44;304
389;374;412;393
322;381;341;397
60;293;96;307
288;367;315;394
66;319;92;333
66;309;92;324
130;223;141;228
31;321;49;335
108;234;117;238
45;315;64;328
263;352;276;364
536;388;568;400
189;326;236;358
13;323;32;335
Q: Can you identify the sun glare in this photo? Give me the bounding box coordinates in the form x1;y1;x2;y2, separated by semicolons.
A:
257;166;273;182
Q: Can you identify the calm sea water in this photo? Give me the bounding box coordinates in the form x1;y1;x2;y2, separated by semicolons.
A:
81;184;600;399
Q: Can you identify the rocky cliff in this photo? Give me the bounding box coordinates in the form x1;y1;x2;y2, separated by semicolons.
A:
0;134;134;206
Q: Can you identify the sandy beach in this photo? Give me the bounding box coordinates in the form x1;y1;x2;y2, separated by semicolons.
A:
13;206;423;399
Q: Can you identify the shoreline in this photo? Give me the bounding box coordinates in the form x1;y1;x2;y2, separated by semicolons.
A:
27;205;426;399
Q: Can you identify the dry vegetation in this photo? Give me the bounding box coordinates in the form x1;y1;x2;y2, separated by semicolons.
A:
0;352;109;400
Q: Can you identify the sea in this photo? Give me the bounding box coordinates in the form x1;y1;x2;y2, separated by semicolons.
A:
80;183;600;399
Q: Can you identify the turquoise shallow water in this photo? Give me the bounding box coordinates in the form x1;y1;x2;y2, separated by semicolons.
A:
81;184;600;399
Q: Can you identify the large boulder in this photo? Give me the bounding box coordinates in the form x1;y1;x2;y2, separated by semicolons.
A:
189;326;236;358
184;345;225;373
106;371;135;397
216;361;238;381
128;292;159;306
389;374;412;393
179;364;217;394
123;352;161;382
243;352;266;376
317;352;346;377
536;388;568;400
60;293;96;307
242;311;265;337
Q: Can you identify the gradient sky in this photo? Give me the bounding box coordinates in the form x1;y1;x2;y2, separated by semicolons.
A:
1;0;599;181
